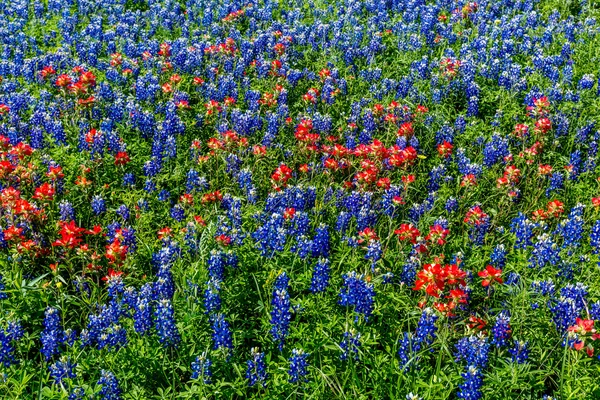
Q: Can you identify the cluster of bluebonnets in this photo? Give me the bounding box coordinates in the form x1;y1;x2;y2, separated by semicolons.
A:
2;0;600;398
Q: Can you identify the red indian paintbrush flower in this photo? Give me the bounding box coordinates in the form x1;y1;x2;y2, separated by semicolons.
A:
437;141;453;158
394;223;420;244
426;224;449;246
478;265;503;287
271;164;293;185
106;239;128;265
33;183;55;201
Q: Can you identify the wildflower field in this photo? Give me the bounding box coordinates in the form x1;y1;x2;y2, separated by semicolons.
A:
3;0;600;398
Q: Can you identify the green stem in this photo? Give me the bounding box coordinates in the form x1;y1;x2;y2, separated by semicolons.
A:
560;340;568;400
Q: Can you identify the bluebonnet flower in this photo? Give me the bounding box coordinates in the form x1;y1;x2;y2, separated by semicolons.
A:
505;272;521;286
509;340;529;364
445;197;458;213
238;169;257;203
398;308;438;369
455;335;490;369
455;334;489;400
490;245;507;268
49;356;76;384
184;222;199;252
591;302;600;320
550;297;579;334
340;330;361;361
1;320;24;367
91;195;106;215
546;172;564;197
154;299;181;347
492;311;511;347
106;273;124;300
122;173;135;187
154;266;176;301
482;134;510;167
252;213;287;257
457;366;483;400
554;204;584;248
561;283;588;310
381;186;405;216
98;370;121;400
246;347;268;387
529;234;560;269
207;250;227;282
510;213;536;249
204;278;221;314
288;349;309;383
80;301;121;349
158;189;170;202
186;170;208;193
339;272;375;322
144;180;157;194
413;309;438;351
63;329;77;347
116;205;130;221
532;280;556;296
97;324;127;351
170;204;185;222
311;224;330;258
578;74;595;90
294;235;313;259
399;256;419;286
0;274;7;300
210;313;233;352
397;332;414;370
271;273;291;351
133;285;153;335
290;212;310;237
68;387;85;400
59;201;74;221
191;352;212;383
464;205;490;246
428;164;447;191
310;258;331;293
467;96;479;117
591;221;600;259
41;307;64;361
365;240;382;270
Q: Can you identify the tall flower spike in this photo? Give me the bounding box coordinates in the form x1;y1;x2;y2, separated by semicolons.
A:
154;299;181;347
288;349;310;383
457;366;483;400
271;273;291;350
491;311;511;347
0;274;7;300
210;313;233;352
340;330;361;361
41;307;65;361
246;347;268;387
98;370;121;400
1;320;24;367
339;271;375;322
509;340;529;364
310;258;331;293
49;356;76;384
191;352;212;383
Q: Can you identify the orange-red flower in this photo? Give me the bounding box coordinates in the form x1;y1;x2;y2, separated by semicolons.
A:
394;223;420;244
478;265;503;287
